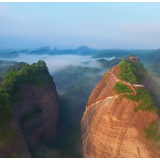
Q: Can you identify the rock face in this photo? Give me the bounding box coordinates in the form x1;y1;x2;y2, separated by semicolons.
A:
1;80;58;158
81;65;160;158
0;117;31;158
11;82;59;147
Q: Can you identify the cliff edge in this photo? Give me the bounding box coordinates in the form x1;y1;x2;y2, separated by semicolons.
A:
0;60;58;157
81;58;160;158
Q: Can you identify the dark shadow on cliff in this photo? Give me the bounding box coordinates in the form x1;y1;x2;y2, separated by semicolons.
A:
56;88;89;157
27;87;93;158
52;64;107;157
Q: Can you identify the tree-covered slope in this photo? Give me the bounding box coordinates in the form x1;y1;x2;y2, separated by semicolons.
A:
0;60;53;157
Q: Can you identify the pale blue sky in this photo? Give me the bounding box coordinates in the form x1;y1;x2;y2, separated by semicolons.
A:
0;2;160;49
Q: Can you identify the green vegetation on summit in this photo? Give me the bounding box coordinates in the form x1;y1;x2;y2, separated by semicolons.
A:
113;82;133;94
113;57;160;149
0;60;53;152
114;58;158;113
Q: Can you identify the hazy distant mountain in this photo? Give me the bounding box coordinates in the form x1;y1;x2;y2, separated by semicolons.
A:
76;46;91;53
51;48;75;54
0;51;19;58
0;46;155;59
92;49;153;59
50;46;94;55
61;49;75;54
30;46;51;54
18;49;29;53
97;58;121;68
0;49;30;58
138;49;160;63
0;45;93;57
28;45;93;55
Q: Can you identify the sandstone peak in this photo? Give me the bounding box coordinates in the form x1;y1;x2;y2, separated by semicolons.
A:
81;60;160;158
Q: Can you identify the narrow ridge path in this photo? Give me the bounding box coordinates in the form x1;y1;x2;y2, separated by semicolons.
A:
86;71;145;109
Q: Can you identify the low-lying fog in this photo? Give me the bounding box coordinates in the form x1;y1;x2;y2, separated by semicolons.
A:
1;54;115;73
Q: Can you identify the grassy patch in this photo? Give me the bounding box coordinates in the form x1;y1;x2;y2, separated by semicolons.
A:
134;88;158;113
144;121;160;149
115;58;160;149
119;59;137;84
113;82;133;94
116;58;158;113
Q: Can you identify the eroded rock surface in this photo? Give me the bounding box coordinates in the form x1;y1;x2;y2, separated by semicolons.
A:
12;82;59;147
81;66;160;158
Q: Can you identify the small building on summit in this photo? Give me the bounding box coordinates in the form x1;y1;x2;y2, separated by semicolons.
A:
128;55;140;62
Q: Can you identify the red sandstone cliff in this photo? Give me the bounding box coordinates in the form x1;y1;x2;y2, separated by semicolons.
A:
81;65;160;158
